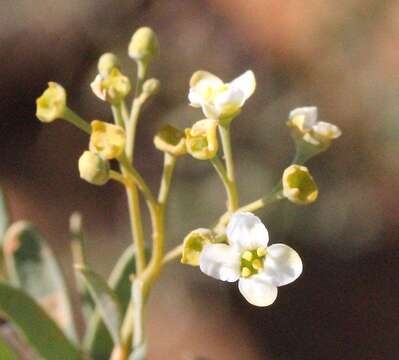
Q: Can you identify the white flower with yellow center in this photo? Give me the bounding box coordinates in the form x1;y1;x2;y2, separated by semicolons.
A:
188;70;256;121
288;107;341;146
200;212;302;307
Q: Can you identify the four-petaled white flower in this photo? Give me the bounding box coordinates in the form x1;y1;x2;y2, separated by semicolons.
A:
200;212;303;307
188;70;256;121
288;107;341;146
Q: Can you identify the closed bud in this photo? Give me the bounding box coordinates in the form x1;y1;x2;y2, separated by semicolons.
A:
282;165;318;205
181;228;214;266
128;27;159;62
142;78;160;96
98;53;119;77
153;124;186;157
36;82;66;123
185;119;218;160
89;120;126;159
78;151;110;185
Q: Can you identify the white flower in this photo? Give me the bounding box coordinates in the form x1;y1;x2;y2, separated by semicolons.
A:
200;212;302;307
288;106;341;146
188;70;256;121
90;74;107;101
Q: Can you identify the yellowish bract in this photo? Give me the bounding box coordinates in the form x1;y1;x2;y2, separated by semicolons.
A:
185;119;218;160
36;82;66;123
282;165;318;205
89;120;126;160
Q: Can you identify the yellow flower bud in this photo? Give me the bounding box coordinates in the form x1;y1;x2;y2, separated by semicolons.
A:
142;78;160;96
78;151;110;185
128;27;159;62
91;68;131;104
98;53;119;77
185;119;218;160
282;165;318;205
153;124;186;157
181;228;214;266
36;82;66;123
89;120;126;160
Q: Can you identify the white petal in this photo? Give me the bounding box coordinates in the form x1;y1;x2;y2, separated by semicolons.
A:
226;212;269;250
188;88;202;107
201;102;220;119
312;121;342;139
230;70;256;101
214;86;245;110
189;70;223;89
238;276;278;307
90;75;106;101
289;107;318;130
261;243;303;287
199;244;240;282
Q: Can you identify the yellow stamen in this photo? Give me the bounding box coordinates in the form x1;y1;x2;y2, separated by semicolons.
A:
256;247;267;257
241;267;251;277
242;250;253;261
252;259;263;270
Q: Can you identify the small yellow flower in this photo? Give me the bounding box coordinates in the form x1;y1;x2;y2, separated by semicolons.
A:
36;82;66;123
282;165;318;205
90;68;131;104
78;151;110;185
128;27;159;62
185;119;218;160
89;120;126;160
153;124;186;157
181;228;214;266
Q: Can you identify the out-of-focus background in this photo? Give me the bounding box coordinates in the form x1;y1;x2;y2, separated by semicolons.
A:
1;0;399;359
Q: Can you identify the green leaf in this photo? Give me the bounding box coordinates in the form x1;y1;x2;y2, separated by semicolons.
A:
0;187;10;244
76;265;122;346
84;245;136;360
0;282;80;360
3;221;77;342
0;335;22;360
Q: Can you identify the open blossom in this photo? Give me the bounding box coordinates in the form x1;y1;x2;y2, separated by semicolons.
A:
188;70;256;121
287;107;341;146
90;68;131;103
200;212;302;307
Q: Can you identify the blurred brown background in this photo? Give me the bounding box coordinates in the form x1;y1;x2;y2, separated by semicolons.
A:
1;0;399;359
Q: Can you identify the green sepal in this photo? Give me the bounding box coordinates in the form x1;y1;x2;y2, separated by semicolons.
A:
3;221;77;342
0;282;80;360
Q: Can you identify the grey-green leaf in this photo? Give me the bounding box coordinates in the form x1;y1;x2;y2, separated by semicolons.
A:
3;221;77;342
0;187;10;245
0;282;80;360
84;245;136;360
76;265;122;345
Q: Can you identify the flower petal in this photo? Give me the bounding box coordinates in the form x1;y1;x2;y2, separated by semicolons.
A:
189;70;223;89
261;243;303;286
201;102;220;119
289;107;318;131
238;276;278;307
312;121;342;139
214;86;245;112
226;212;269;250
230;70;256;101
199;244;240;282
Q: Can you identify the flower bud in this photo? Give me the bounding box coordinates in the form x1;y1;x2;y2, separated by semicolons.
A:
153;124;186;157
185;119;218;160
142;78;160;96
282;165;318;205
181;228;214;266
128;27;159;62
78;151;110;185
36;82;66;123
98;52;119;77
91;68;131;104
89;120;126;160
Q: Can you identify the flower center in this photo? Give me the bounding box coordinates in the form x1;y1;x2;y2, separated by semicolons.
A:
240;247;267;278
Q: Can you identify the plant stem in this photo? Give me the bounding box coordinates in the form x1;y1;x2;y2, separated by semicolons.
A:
218;124;239;212
63;107;91;134
158;153;176;206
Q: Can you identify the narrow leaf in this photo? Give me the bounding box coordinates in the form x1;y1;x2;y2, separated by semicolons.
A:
84;245;136;360
76;265;122;345
0;282;80;360
0;335;22;360
3;221;77;342
0;187;10;243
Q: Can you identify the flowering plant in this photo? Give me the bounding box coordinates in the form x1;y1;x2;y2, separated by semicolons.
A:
0;27;341;359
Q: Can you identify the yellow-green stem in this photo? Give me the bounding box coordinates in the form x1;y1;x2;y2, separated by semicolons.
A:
218;124;239;212
63;107;91;134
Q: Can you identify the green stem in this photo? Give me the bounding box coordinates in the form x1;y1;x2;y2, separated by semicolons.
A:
63;107;91;134
158;154;176;206
112;104;126;129
218;124;239;212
